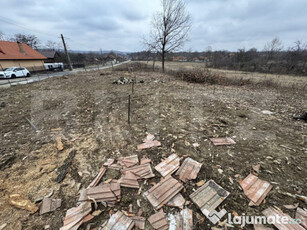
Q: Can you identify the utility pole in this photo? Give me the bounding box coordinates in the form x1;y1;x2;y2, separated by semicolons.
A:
61;34;73;71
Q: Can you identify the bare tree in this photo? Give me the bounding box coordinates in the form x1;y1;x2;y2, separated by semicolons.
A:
264;37;283;60
145;0;191;72
10;33;40;49
0;31;4;41
45;40;62;50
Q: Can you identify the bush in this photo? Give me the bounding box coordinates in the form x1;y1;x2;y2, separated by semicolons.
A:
173;68;226;84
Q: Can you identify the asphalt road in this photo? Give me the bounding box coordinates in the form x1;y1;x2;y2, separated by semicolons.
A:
0;61;130;89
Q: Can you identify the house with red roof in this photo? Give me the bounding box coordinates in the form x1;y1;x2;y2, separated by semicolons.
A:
0;41;47;71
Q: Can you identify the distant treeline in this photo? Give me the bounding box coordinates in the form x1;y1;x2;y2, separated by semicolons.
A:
130;39;307;76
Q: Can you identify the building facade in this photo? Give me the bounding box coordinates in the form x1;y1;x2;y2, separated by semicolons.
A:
0;41;47;71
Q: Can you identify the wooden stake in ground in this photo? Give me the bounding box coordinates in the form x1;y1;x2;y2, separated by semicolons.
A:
128;95;131;124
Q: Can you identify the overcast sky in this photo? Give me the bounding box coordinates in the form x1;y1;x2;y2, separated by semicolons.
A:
1;0;307;52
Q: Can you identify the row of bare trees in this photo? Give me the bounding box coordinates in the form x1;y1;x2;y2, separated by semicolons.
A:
0;31;61;50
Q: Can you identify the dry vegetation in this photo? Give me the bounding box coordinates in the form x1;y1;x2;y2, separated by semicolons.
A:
0;63;306;229
140;61;307;89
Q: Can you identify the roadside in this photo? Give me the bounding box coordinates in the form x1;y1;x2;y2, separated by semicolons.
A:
0;60;131;89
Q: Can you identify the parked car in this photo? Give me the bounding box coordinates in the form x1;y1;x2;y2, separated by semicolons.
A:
44;63;64;71
0;67;31;79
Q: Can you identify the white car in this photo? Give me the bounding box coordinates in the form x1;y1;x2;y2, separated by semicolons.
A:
0;67;31;79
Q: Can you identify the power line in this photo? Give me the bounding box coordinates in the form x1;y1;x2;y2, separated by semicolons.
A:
0;16;58;39
0;16;99;51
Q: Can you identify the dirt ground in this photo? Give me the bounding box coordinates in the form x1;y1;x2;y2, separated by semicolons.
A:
0;64;306;230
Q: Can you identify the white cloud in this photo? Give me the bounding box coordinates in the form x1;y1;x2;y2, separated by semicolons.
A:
1;0;306;51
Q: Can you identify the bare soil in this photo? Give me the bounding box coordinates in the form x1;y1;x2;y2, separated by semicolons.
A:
0;66;306;230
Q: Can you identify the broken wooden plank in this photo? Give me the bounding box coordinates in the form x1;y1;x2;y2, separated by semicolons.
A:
296;207;307;229
131;216;146;229
239;174;272;206
118;155;139;168
155;154;180;177
168;208;193;230
210;137;236;146
78;184;117;203
101;211;134;230
145;176;183;210
121;163;155;179
87;166;107;188
167;193;185;209
60;202;92;230
119;171;140;189
175;157;202;182
190;180;229;217
262;206;305;230
148;209;169;230
40;197;61;215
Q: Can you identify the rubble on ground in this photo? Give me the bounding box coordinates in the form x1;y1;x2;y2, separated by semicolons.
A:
9;131;306;230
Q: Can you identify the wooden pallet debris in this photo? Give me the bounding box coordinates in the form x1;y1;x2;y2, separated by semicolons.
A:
118;155;139;168
168;208;193;230
148;209;169;230
78;184;117;203
101;211;134;230
155;154;180;177
166;193;185;209
239;174;272;206
175;157;202;182
190;180;229;217
121;163;155;179
145;176;183;210
262;206;305;230
296;208;307;229
210;137;236;146
40;197;61;215
137;133;161;150
87;166;107;188
60;202;92;230
131;216;146;229
119;171;140;189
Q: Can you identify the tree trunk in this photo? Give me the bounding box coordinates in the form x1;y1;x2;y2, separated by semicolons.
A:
162;52;165;73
